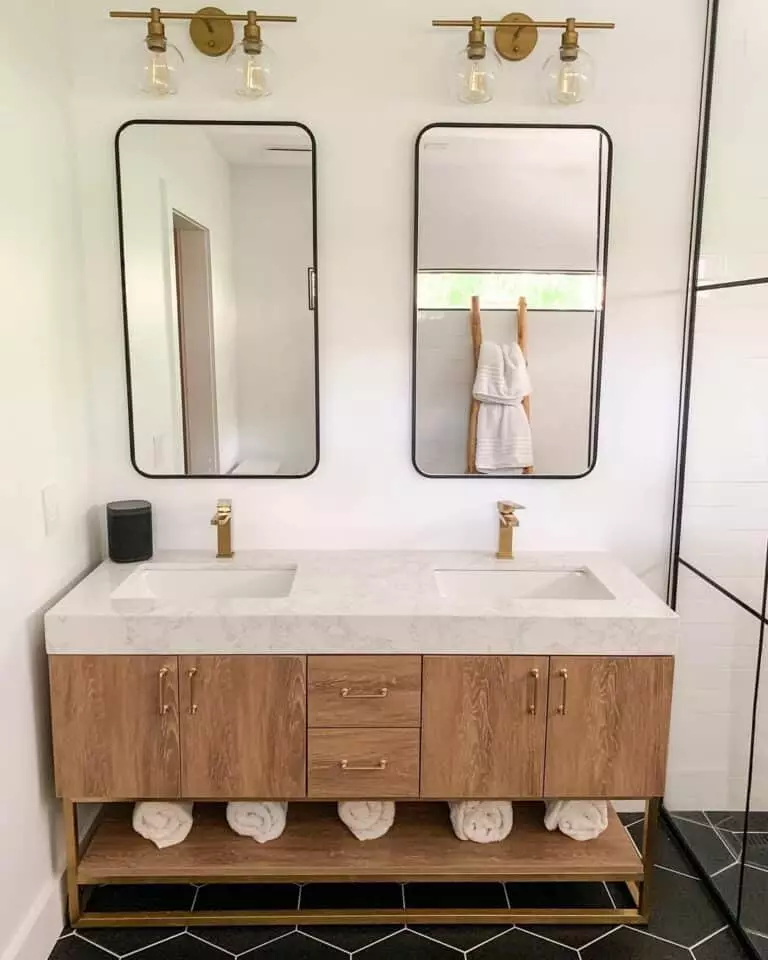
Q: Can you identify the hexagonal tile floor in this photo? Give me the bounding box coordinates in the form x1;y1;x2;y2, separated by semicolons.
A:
48;817;752;960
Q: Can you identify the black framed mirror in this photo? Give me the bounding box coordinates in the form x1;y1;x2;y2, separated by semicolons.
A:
412;123;612;479
116;120;319;478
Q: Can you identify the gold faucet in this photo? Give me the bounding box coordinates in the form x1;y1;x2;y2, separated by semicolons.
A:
210;500;233;559
497;501;524;560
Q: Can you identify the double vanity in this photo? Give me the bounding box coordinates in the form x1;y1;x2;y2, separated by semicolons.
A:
46;543;677;928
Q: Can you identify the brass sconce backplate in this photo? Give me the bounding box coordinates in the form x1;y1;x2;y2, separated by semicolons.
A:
494;12;539;61
190;6;235;56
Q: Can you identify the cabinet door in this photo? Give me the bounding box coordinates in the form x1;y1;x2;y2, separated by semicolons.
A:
544;656;674;798
180;655;306;798
49;655;180;799
421;656;549;798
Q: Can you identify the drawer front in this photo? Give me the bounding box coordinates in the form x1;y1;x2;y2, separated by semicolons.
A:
308;655;422;728
308;728;420;798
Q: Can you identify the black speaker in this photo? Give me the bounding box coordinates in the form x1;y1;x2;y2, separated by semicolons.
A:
107;500;153;563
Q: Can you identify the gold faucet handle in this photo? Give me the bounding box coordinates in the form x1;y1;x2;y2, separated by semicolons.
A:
211;499;232;524
497;501;525;527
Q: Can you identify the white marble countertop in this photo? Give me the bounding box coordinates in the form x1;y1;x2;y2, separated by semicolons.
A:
44;550;678;656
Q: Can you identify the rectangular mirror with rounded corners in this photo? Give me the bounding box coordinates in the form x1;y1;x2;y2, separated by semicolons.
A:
412;123;612;479
116;120;319;478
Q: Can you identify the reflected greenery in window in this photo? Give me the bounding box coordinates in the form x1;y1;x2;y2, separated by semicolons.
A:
417;271;602;311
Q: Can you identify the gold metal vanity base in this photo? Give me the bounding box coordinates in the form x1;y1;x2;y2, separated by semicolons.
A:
63;798;660;929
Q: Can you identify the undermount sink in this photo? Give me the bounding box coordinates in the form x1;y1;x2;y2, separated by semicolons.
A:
111;564;297;601
434;568;614;601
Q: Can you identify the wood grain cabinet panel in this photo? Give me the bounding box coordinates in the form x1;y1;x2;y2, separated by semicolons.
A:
308;728;420;798
308;655;421;727
544;656;674;798
180;655;306;799
49;655;181;799
420;656;549;799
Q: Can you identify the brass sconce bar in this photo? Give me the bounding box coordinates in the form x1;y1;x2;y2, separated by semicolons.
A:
110;10;298;22
433;13;614;63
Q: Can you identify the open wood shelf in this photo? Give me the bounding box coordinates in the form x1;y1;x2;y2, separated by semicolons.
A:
78;801;642;885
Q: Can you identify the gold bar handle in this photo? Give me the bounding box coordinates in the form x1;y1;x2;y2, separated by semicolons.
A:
340;686;389;700
340;759;388;772
158;667;169;716
557;668;569;715
527;668;540;715
187;668;198;715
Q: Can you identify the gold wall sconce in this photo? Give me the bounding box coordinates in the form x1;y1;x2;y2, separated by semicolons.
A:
110;7;297;98
432;13;615;104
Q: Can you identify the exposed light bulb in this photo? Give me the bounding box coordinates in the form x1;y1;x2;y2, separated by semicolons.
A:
455;45;501;104
141;45;184;96
227;41;276;98
543;24;594;105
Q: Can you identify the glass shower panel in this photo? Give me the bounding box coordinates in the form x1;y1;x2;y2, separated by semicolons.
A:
698;0;768;286
680;284;768;613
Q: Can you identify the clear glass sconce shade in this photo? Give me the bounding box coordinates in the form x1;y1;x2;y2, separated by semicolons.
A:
542;48;595;105
227;41;276;99
454;46;501;104
140;44;184;97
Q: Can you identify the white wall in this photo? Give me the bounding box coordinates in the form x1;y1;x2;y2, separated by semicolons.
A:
0;3;99;958
416;309;593;476
119;125;241;474
65;0;704;597
231;163;317;476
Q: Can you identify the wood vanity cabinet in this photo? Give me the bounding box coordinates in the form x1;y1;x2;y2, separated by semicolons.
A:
49;652;673;803
49;655;181;799
420;656;549;798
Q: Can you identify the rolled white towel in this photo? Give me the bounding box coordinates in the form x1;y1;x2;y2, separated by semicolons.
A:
226;802;287;843
544;800;609;841
132;802;194;849
338;801;395;841
449;801;513;844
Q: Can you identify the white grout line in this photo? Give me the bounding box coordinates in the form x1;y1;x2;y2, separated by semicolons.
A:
574;926;618;951
189;884;201;912
463;927;514;955
236;929;296;959
671;813;713;829
297;929;352;955
186;931;237;956
72;932;121;958
624;924;704;952
349;927;404;956
411;928;465;954
603;881;617;908
747;928;768;942
296;883;303;912
655;863;699;881
121;932;188;959
516;927;580;954
701;812;741;863
623;816;646;829
401;882;406;910
502;882;511;910
689;925;728;950
710;861;740;879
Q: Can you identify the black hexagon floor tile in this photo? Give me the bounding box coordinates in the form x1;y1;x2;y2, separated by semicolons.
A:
48;936;113;960
127;932;236;959
582;927;690;959
747;931;768;960
235;932;344;958
407;925;510;951
193;925;295;955
506;880;612;909
707;812;768;832
660;819;736;876
301;883;402;911
85;883;196;913
355;930;458;958
693;928;750;960
194;883;299;913
714;863;768;937
471;928;574;958
672;812;711;827
299;925;402;952
643;864;723;946
521;924;616;950
76;927;185;956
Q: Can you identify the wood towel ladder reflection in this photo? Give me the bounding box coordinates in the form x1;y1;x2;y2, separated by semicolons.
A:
467;296;534;475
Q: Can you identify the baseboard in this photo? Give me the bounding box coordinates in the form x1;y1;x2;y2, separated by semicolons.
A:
0;875;64;960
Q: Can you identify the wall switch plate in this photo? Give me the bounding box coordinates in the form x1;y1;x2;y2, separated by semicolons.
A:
41;483;60;536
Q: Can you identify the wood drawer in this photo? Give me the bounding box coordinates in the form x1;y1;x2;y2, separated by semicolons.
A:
307;728;420;798
308;655;421;728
